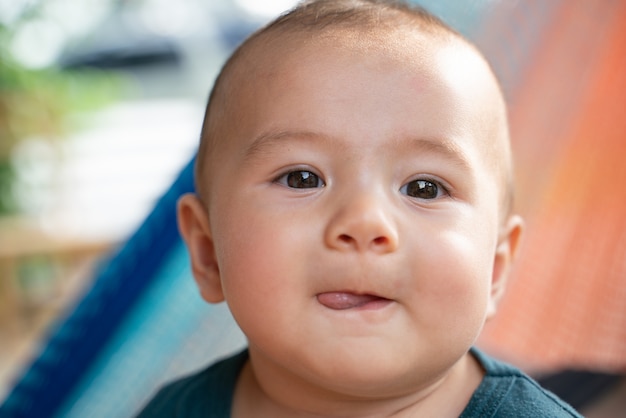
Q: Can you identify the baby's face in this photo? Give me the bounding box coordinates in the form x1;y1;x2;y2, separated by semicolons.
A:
196;31;518;395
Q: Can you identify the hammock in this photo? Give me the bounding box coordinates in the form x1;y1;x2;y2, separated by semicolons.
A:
0;159;246;417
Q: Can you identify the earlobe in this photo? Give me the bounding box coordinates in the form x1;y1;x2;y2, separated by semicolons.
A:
177;193;225;303
487;214;524;318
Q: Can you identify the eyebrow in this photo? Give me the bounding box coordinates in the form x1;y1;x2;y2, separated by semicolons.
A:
390;135;473;171
243;130;341;161
243;129;472;171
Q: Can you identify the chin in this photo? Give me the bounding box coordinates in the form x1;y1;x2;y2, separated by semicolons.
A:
301;350;435;396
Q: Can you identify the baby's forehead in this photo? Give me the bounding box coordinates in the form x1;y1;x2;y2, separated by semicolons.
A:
231;26;504;134
230;25;502;114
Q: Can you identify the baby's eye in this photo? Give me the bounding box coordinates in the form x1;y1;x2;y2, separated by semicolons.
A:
400;179;445;200
275;170;325;189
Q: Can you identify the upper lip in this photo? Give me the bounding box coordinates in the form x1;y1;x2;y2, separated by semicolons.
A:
314;279;397;300
315;288;395;301
312;263;400;301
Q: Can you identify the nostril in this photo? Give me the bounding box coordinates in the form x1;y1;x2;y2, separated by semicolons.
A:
373;236;388;246
338;234;353;244
337;234;390;246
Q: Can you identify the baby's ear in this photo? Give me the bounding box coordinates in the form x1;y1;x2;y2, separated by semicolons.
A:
177;193;225;303
487;214;523;319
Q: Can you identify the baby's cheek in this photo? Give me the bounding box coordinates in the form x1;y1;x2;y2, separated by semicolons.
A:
218;230;298;310
418;235;492;319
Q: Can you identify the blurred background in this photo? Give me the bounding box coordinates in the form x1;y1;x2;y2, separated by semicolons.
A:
0;0;259;400
0;0;624;417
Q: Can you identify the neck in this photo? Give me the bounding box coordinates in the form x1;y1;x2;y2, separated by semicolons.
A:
231;350;484;418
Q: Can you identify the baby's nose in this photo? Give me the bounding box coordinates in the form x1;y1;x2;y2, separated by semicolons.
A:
324;193;399;254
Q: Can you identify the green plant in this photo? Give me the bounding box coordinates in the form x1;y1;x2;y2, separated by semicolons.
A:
0;20;120;215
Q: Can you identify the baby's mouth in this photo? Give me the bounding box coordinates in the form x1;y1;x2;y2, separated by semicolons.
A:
316;292;391;310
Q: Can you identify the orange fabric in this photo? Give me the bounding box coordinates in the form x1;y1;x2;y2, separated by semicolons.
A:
478;1;626;372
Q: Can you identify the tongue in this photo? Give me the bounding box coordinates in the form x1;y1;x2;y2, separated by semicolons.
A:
317;292;383;310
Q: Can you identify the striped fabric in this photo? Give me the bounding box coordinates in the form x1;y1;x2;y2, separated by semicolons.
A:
478;0;626;373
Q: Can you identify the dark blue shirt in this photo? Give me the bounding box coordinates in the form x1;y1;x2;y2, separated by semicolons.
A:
136;348;582;417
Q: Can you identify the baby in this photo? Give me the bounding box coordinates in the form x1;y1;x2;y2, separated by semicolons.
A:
138;0;581;416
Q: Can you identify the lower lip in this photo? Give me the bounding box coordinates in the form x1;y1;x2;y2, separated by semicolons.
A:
316;292;393;311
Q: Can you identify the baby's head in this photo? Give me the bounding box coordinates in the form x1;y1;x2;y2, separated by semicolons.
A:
179;0;522;411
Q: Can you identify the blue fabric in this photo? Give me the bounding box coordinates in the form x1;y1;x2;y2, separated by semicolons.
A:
135;350;248;418
1;159;197;418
